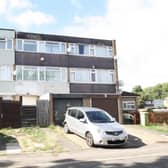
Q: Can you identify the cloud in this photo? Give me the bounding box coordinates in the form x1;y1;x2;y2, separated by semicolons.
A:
8;10;55;30
64;0;168;90
0;0;55;30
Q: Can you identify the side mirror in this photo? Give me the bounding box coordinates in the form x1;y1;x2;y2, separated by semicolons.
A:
112;118;116;122
79;118;87;123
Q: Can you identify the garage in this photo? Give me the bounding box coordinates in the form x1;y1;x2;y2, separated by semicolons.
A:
53;97;83;125
92;97;119;121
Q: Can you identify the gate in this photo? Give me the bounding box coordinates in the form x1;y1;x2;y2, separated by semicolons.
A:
0;98;21;128
36;100;49;127
21;106;36;127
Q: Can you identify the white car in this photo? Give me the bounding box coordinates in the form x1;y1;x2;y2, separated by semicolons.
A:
64;107;128;147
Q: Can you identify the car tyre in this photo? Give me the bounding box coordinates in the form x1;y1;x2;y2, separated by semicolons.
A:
64;123;70;134
86;132;94;147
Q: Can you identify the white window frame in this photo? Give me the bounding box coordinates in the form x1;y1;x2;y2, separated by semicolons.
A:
122;101;136;110
45;41;65;54
89;45;96;56
0;38;13;50
16;66;67;82
23;40;37;52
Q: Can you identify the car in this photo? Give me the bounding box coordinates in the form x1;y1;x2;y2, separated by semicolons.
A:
63;107;128;147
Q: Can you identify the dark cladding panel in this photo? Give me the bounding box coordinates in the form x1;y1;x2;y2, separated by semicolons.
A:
15;52;68;67
16;32;112;46
70;83;116;93
69;55;114;69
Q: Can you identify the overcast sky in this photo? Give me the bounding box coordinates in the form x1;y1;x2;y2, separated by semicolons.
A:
0;0;167;91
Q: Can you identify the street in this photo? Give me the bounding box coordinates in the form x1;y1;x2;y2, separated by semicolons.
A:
0;124;168;168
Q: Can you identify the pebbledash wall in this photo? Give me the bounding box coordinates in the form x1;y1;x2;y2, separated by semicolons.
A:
0;28;122;124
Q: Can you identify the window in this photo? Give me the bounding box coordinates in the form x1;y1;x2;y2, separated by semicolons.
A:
96;46;107;57
24;40;37;52
97;70;114;83
95;45;112;57
46;68;61;81
123;101;136;110
16;39;23;51
79;44;84;54
0;66;13;81
46;42;60;53
0;39;5;49
7;40;12;49
16;66;23;80
76;110;84;119
89;45;95;56
70;69;90;83
107;46;112;56
78;44;89;55
69;109;77;118
69;43;78;55
23;67;38;80
91;69;96;82
0;38;13;50
16;66;67;82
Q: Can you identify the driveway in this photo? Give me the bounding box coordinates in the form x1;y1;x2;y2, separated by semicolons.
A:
0;125;168;167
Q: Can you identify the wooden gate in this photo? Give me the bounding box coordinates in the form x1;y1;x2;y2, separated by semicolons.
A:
0;98;21;128
36;100;49;127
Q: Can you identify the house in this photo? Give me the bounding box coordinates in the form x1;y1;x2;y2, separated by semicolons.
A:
0;28;121;127
121;91;139;124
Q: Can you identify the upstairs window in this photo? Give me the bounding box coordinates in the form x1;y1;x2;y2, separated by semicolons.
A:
0;38;13;50
0;38;6;49
78;44;89;55
91;69;96;82
89;45;95;56
24;40;37;52
97;70;114;83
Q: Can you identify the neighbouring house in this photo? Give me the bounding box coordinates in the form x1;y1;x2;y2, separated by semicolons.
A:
0;28;121;128
120;91;139;124
164;97;168;108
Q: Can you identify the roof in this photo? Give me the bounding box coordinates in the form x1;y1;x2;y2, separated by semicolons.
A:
121;91;139;97
68;106;103;112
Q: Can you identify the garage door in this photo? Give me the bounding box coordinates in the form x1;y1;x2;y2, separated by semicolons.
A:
92;98;119;121
53;98;83;125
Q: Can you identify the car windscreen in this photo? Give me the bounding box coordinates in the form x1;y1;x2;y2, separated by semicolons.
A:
86;111;113;123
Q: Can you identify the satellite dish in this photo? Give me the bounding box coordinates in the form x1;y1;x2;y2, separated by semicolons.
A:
67;47;71;53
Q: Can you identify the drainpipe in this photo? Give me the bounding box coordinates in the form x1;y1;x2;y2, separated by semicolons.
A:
112;40;123;124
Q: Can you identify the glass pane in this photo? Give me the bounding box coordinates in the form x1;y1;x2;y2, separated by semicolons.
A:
23;68;37;80
16;66;22;80
79;44;84;54
39;70;45;80
17;39;22;50
46;42;60;53
46;69;60;81
96;46;107;57
24;41;37;52
0;40;5;49
7;39;12;49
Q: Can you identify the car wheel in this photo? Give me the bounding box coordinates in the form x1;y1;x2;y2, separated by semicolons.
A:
86;132;94;147
64;123;70;134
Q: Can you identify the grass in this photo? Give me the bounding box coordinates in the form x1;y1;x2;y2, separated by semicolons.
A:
0;126;63;153
145;123;168;133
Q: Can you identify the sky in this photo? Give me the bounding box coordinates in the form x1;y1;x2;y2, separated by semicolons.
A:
0;0;168;91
